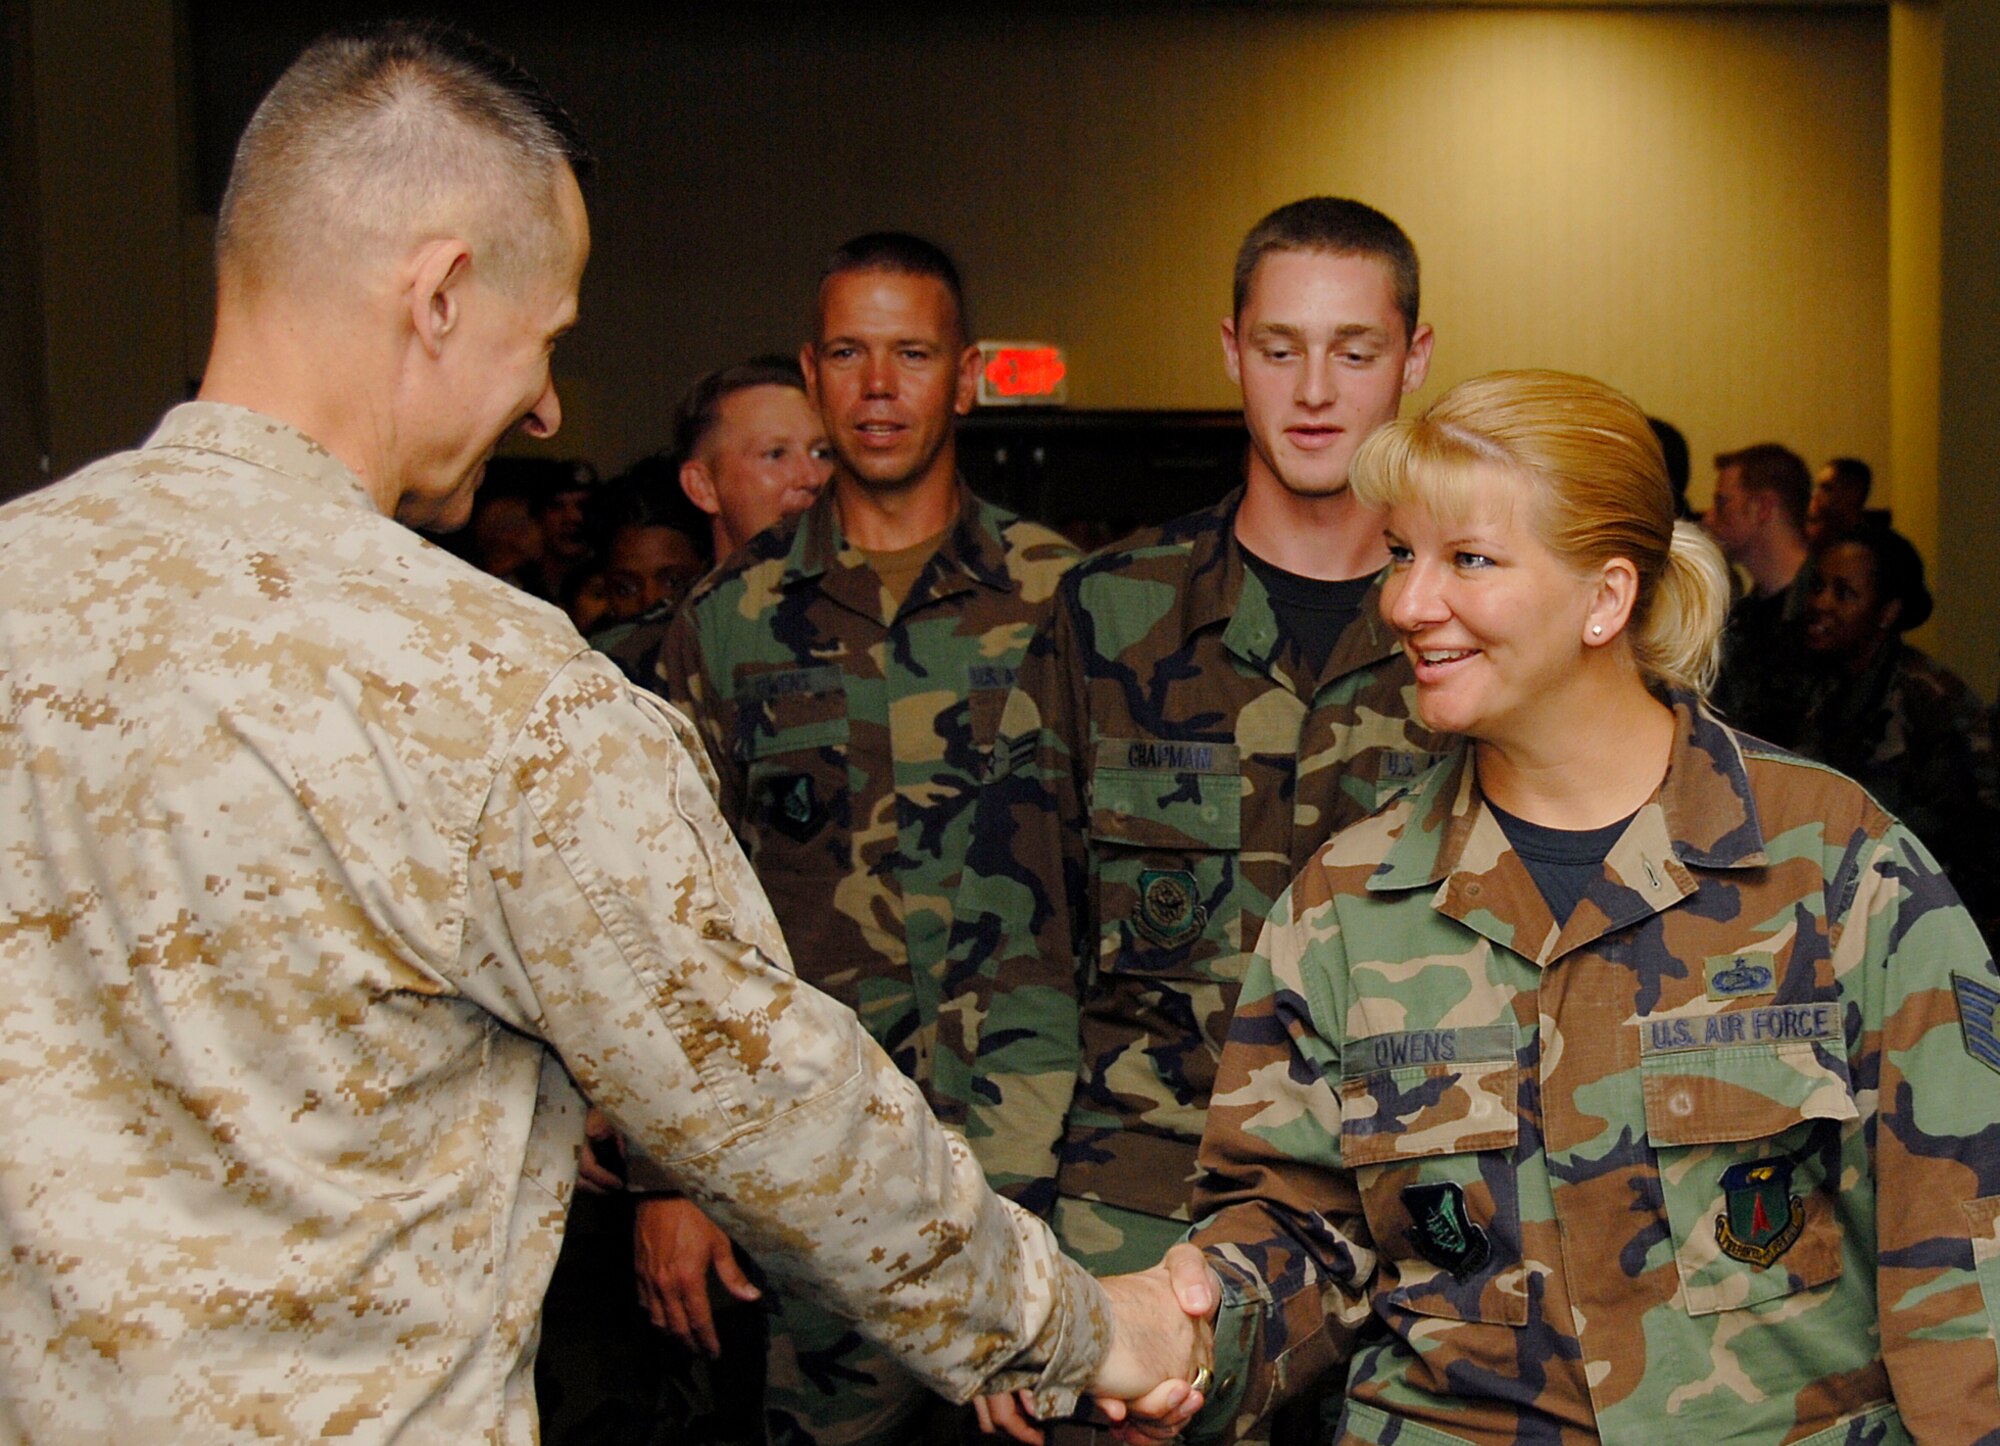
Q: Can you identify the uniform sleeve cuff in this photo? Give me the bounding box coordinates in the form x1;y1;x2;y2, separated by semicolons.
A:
1183;1256;1267;1443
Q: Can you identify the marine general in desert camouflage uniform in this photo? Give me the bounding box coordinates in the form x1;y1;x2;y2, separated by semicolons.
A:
1166;372;2000;1445
653;234;1079;1444
946;201;1452;1298
0;30;1198;1442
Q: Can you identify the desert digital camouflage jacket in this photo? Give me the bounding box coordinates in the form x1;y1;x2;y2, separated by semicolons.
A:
1188;695;2000;1445
0;406;1109;1442
948;492;1455;1222
656;482;1076;1107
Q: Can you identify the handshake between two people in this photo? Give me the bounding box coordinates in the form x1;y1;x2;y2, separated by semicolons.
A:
605;1112;1223;1443
976;1243;1223;1446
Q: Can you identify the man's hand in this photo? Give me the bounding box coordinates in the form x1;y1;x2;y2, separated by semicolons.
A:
1096;1244;1222;1442
577;1108;625;1194
632;1193;761;1356
1091;1245;1218;1401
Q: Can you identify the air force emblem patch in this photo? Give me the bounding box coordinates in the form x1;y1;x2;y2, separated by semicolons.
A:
762;772;824;843
1133;869;1206;949
1401;1181;1490;1279
1715;1157;1805;1267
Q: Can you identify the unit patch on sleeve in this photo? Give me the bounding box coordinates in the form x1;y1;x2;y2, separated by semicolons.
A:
1952;971;2000;1076
1715;1157;1805;1267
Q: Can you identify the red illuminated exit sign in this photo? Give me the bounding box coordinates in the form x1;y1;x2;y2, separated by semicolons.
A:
977;341;1068;406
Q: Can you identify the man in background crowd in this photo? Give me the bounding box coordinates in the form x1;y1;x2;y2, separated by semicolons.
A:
653;233;1081;1444
1703;441;1814;742
678;354;834;562
586;356;833;689
1807;455;1879;546
949;196;1454;1444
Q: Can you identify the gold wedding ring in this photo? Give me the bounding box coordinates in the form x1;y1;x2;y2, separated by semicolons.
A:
1189;1364;1212;1396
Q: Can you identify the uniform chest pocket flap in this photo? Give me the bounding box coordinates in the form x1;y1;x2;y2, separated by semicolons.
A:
1089;742;1243;976
736;665;850;760
1339;1026;1527;1326
1639;1004;1859;1316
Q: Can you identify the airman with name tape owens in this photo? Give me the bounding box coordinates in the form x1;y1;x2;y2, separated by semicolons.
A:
653;233;1080;1445
1144;370;2000;1446
942;199;1456;1339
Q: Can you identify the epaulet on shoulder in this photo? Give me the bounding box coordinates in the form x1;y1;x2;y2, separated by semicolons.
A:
687;521;801;610
1321;789;1417;872
1071;525;1198;579
998;513;1080;556
1736;737;1899;838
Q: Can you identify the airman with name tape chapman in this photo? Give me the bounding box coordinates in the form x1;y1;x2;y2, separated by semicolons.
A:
942;201;1455;1314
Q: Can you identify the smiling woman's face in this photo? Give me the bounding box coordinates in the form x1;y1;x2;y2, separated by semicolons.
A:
1379;469;1599;749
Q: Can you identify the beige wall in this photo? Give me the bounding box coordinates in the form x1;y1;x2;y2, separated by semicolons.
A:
13;4;1894;493
538;6;1888;501
27;3;1990;677
1936;0;2000;697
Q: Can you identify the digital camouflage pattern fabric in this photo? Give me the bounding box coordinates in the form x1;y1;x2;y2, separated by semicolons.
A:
656;480;1077;1442
0;406;1111;1442
1187;695;2000;1445
947;491;1455;1271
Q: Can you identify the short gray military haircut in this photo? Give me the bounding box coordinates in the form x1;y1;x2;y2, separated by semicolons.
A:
216;20;593;293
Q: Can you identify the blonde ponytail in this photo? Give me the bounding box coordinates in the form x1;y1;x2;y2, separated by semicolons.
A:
1632;522;1731;696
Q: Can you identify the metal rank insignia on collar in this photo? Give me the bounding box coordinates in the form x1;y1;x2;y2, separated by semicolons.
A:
1133;869;1206;949
1401;1181;1490;1279
1715;1157;1805;1267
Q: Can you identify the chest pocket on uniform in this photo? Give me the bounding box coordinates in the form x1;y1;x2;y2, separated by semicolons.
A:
1339;1026;1527;1326
735;666;849;867
1088;740;1243;981
1638;1002;1857;1315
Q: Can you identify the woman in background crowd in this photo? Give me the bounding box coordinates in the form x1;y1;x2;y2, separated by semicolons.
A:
1794;527;1999;941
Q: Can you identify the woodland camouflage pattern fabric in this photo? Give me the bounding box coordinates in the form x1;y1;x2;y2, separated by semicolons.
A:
656;481;1076;1442
1187;695;2000;1445
656;482;1077;1105
946;492;1454;1267
0;405;1110;1442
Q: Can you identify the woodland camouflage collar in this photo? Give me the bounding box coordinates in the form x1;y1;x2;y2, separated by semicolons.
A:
1370;692;1771;897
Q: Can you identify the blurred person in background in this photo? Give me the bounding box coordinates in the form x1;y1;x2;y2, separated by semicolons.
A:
1794;527;1998;942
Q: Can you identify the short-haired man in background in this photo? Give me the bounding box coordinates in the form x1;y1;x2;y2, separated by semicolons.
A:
655;234;1082;1444
0;26;1202;1441
1806;455;1876;546
950;196;1455;1443
1704;441;1814;742
587;357;831;689
678;354;834;562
